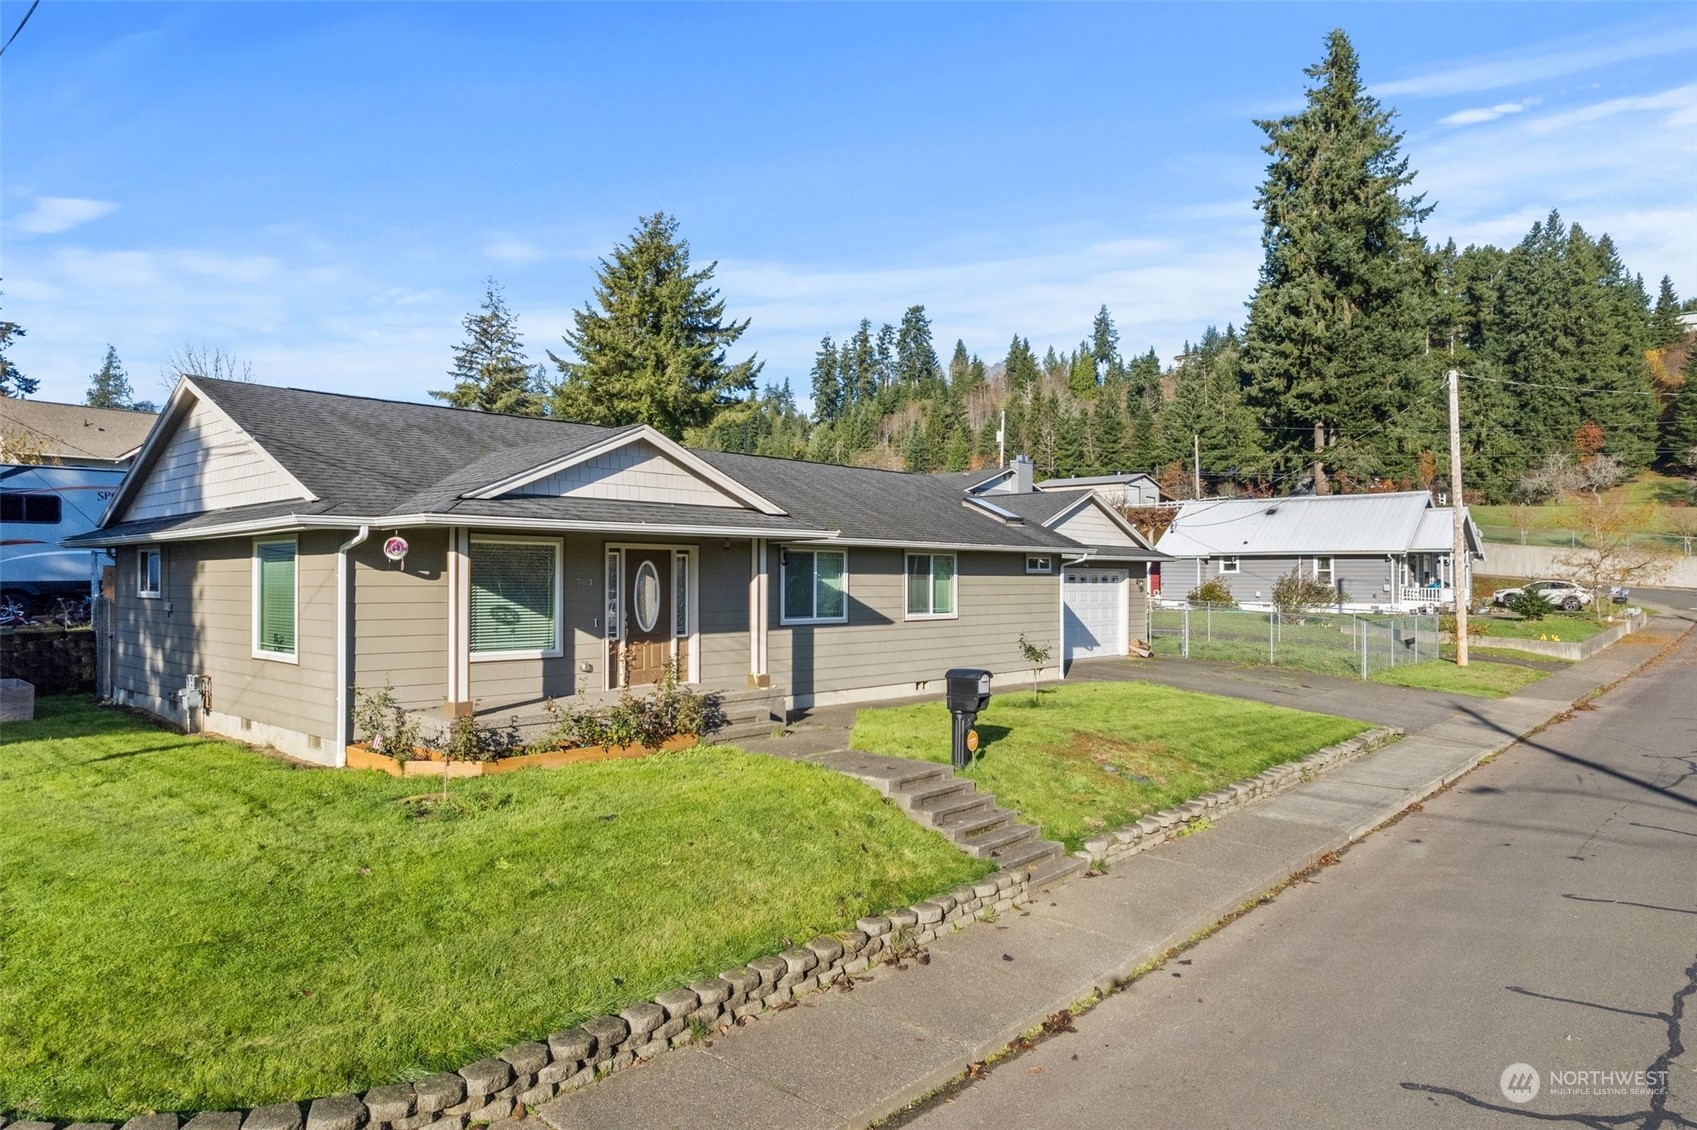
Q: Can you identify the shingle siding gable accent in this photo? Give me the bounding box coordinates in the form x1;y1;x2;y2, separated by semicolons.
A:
124;396;310;522
515;440;744;509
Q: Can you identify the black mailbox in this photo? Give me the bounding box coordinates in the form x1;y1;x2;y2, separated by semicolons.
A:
946;668;991;714
944;668;992;768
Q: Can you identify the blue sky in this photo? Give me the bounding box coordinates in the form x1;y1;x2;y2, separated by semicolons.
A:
4;2;1694;408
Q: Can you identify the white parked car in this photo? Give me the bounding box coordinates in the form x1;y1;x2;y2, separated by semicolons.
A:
1490;579;1594;612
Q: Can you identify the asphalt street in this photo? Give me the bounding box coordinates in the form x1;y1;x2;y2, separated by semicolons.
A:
905;625;1697;1129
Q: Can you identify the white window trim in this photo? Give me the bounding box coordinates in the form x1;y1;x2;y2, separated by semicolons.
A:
468;535;565;662
137;547;162;599
251;537;299;665
1218;556;1240;575
1026;555;1053;575
779;546;849;625
905;552;960;621
1312;556;1334;583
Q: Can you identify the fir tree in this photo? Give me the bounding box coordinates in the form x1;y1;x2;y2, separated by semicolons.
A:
896;305;941;388
1243;29;1432;492
85;345;133;409
0;296;34;398
874;323;897;391
1126;348;1162;404
948;339;971;386
550;215;758;437
1092;390;1129;471
810;335;842;423
1650;275;1684;349
435;280;543;415
1090;305;1119;376
1068;341;1099;399
1668;346;1697;469
1003;336;1040;393
848;320;877;405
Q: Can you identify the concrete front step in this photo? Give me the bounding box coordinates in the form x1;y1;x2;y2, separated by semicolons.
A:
990;837;1066;874
1025;851;1089;888
940;805;1017;839
913;789;993;825
956;821;1036;859
902;775;975;807
705;722;783;745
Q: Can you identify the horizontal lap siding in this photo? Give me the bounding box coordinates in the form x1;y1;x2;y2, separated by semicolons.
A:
1176;554;1397;605
351;529;447;715
697;541;750;684
767;549;1060;698
113;536;337;740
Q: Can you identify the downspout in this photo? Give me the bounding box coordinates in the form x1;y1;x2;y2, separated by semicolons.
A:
335;525;371;767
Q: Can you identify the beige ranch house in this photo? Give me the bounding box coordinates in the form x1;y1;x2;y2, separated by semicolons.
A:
71;378;1163;766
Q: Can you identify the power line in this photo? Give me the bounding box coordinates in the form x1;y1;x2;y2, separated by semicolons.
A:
1459;372;1662;397
0;0;40;58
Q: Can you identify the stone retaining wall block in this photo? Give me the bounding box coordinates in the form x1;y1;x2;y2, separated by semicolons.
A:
652;987;698;1019
242;1104;302;1130
304;1096;365;1130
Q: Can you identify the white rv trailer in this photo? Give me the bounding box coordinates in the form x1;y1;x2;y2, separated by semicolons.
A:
0;462;124;612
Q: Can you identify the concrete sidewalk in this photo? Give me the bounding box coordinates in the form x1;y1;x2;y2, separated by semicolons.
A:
537;614;1692;1130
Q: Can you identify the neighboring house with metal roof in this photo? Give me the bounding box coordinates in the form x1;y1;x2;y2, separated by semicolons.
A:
1154;492;1484;613
70;378;1163;765
939;460;1166;507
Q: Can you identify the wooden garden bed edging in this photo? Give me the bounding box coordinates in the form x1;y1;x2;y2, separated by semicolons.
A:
345;734;698;778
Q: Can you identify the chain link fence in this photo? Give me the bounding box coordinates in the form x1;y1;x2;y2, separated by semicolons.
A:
1478;524;1697;555
1149;602;1440;680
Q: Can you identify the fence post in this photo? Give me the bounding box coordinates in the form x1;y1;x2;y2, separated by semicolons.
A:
1182;605;1190;658
1270;610;1277;665
1207;604;1212;643
1360;617;1368;680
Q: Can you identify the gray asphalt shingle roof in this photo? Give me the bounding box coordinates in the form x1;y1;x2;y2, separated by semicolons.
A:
85;380;1092;551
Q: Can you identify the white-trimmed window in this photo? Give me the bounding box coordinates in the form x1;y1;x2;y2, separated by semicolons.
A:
905;553;957;619
470;536;562;659
137;548;162;598
1312;556;1334;584
781;548;847;624
1218;556;1240;575
253;539;298;661
1026;555;1053;575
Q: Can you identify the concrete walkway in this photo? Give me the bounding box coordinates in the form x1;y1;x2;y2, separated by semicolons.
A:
537;613;1693;1130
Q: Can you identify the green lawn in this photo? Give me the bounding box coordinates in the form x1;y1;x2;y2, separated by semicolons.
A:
1370;658;1552;697
0;697;988;1121
1476;613;1612;642
850;682;1369;853
1472;471;1694;546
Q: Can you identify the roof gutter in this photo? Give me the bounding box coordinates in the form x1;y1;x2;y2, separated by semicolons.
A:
69;513;838;547
334;524;371;767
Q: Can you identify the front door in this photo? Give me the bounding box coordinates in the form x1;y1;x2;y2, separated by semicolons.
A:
621;548;672;686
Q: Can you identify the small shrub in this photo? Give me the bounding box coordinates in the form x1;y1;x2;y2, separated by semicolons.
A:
1272;568;1340;617
1016;633;1052;705
351;681;421;764
1187;577;1237;607
539;664;717;750
1505;590;1555;621
1439;614;1490;644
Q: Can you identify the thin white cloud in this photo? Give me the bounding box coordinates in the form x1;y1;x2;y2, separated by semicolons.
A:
1526;83;1697;133
13;196;118;235
484;239;546;263
1377;20;1697;98
1439;99;1541;128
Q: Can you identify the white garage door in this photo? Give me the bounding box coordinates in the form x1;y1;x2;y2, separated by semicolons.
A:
1064;569;1126;663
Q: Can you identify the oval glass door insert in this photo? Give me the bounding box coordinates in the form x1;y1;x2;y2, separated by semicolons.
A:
633;560;661;633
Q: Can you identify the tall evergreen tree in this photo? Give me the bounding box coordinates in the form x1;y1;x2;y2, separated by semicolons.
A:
809;335;842;423
895;305;941;388
1068;340;1099;399
85;345;133;409
874;323;897;391
1092;392;1129;471
0;296;33;398
1668;345;1697;469
1003;336;1040;393
847;320;877;405
947;339;971;386
1243;29;1432;493
550;215;758;436
1650;275;1684;349
435;280;543;415
1126;347;1163;404
1090;305;1119;375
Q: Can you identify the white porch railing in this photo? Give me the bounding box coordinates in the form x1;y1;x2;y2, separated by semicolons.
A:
1397;586;1452;607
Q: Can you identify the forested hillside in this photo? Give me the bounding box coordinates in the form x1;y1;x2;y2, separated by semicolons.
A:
415;30;1693;505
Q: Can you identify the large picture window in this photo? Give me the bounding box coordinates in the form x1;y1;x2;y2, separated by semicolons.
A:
782;548;847;624
470;537;561;657
905;553;956;619
254;540;297;659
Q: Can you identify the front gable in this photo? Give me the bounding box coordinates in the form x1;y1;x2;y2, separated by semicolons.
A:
113;382;314;524
1048;495;1154;550
465;427;787;515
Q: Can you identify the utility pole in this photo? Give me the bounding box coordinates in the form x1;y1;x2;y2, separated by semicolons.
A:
1448;368;1469;667
1193;433;1202;499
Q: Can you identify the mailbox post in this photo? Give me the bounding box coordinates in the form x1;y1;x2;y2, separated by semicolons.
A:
945;668;992;769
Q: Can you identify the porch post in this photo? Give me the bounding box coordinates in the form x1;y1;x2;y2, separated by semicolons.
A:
445;526;472;717
748;539;770;688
